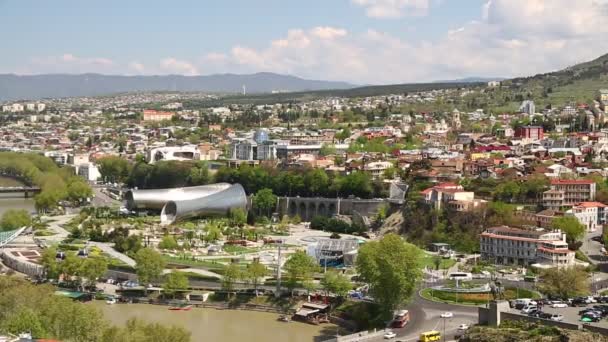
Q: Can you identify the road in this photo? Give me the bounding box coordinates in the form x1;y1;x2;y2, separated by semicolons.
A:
366;290;478;342
91;187;122;208
88;241;136;267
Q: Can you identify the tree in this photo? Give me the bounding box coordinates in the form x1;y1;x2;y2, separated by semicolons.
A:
320;270;352;298
101;318;190;342
134;248;166;286
221;263;242;293
304;169;329;196
204;223;222;242
79;257;108;288
284;251;318;295
40;247;61;279
244;260;268;296
60;254;83;284
252;188;277;218
356;234;423;319
0;209;32;231
67;180;93;204
98;156;130;184
551;216;586;247
538;266;589;299
163;271;189;299
158;235;179;250
229;208;247;228
319;144;337;157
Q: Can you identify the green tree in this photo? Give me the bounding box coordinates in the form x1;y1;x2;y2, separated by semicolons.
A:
40;247;61;279
60;254;83;284
221;263;242;293
538;266;589;299
284;251;318;295
134;248;166;286
204;223;222;242
101;318;191;342
0;209;32;231
79;257;108;288
98;156;130;183
319;144;337;156
244;260;268;296
252;188;277;218
356;234;423;319
67;180;93;204
304;169;329;196
320;270;352;298
229;208;247;228
551;216;586;246
163;271;189;299
158;235;179;250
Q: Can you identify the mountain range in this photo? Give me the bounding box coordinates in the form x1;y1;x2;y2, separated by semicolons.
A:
0;72;355;101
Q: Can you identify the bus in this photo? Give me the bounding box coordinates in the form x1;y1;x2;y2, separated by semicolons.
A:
391;310;410;328
419;330;441;342
448;272;473;281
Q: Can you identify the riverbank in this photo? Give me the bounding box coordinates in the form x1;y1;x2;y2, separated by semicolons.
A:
93;301;338;342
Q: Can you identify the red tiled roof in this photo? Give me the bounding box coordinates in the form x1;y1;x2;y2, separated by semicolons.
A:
550;179;594;185
575;202;607;208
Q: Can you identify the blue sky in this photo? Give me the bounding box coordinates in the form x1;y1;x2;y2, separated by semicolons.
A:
1;0;608;84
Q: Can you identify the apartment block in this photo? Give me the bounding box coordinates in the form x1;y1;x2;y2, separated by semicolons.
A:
542;179;596;210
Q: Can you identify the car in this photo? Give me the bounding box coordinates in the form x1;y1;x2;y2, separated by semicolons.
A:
440;312;453;318
571;298;587;307
584;296;598;304
383;331;397;339
551;302;568;308
457;324;469;331
549;314;564;322
521;305;538;314
581;315;601;322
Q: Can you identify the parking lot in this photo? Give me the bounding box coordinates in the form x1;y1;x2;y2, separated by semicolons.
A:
508;303;608;329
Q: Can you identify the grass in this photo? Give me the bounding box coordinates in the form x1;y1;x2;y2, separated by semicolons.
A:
575;250;592;263
421;254;457;270
223;245;261;255
182;272;220;281
162;255;229;269
421;286;541;305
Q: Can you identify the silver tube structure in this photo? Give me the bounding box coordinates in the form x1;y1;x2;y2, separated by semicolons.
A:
125;183;232;210
160;184;247;225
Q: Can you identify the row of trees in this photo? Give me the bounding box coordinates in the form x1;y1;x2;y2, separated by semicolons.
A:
0;276;190;341
41;247;108;289
0;152;93;212
98;155;385;199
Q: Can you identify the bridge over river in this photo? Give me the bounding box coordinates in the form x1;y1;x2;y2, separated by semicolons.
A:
0;186;41;198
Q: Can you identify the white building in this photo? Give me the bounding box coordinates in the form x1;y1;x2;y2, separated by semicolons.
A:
566;202;607;232
36;103;46;112
520;100;536;116
76;163;102;182
480;226;575;267
364;161;393;180
43;151;68;166
26;103;36;111
147;145;200;164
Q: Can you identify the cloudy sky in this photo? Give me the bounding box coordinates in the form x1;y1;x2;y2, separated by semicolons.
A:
2;0;608;84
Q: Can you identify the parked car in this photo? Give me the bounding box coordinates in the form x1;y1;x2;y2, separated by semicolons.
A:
551;302;568;308
584;296;598;304
549;314;564;322
521;305;538;314
440;312;454;318
570;298;588;307
581;314;601;322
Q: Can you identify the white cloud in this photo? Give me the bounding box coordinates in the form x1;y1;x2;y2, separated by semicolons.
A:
128;61;145;73
159;57;199;76
30;53;114;74
201;1;608;83
351;0;430;18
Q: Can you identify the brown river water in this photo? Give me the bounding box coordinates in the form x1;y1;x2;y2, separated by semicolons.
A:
93;302;337;342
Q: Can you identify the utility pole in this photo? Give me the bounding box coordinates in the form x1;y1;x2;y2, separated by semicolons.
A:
275;244;282;298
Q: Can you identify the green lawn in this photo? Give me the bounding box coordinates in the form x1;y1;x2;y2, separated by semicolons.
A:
421;254;457;270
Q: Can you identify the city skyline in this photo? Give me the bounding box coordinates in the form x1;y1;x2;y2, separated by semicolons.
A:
2;0;608;84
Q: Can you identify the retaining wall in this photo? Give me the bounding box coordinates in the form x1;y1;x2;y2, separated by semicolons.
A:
0;250;44;277
500;312;580;330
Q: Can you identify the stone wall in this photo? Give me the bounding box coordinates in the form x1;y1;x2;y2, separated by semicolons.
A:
500;312;580;331
0;250;44;278
278;197;387;221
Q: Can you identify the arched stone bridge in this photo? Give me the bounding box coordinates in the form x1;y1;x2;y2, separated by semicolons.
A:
277;197;388;222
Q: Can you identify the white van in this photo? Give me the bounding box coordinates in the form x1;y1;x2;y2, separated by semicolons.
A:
513;298;536;309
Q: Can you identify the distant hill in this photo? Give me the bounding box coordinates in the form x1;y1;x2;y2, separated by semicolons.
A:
504;52;608;105
0;72;355;101
434;77;506;83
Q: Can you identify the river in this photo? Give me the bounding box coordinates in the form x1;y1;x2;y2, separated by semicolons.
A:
93;302;336;342
0;176;35;216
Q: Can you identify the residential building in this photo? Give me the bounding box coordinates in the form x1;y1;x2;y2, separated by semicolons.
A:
76;163;102;182
519;100;536;115
43;151;68;165
480;226;574;267
364;161;393;180
142;109;174;122
542;179;596;209
147;145;200;164
566;201;607;232
514;126;543;140
421;183;486;211
600;89;608;102
230;138;279;161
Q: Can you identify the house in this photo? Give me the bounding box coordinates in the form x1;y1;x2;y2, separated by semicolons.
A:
542;179;596;209
421;183;486;211
515;126;543;140
566;202;607;232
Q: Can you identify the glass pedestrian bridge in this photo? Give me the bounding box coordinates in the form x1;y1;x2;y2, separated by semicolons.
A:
0;227;26;248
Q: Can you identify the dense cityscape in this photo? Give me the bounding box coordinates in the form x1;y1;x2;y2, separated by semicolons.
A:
3;1;608;342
